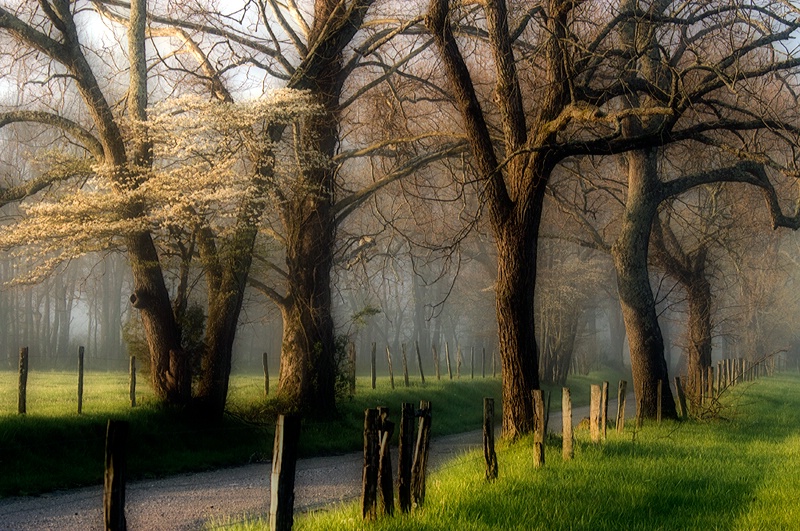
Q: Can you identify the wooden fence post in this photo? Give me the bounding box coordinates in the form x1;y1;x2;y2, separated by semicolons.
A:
471;346;475;380
492;349;497;378
657;379;663;424
675;377;688;418
270;414;302;531
707;367;714;400
371;343;377;390
483;398;498;480
444;343;453;380
349;342;357;396
361;408;379;520
401;344;410;387
601;381;609;440
129;357;136;408
456;346;462;380
590;384;601;443
78;346;85;415
562;388;573;460
104;419;128;531
532;390;545;468
432;345;441;381
482;347;486;378
386;346;395;390
415;341;425;384
616;380;627;433
411;401;432;508
398;403;414;513
18;347;28;415
262;352;270;397
377;407;395;516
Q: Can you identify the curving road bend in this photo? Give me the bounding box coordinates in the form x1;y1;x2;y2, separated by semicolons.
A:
0;399;630;530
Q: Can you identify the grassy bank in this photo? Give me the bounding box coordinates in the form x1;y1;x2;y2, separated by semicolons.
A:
221;373;800;530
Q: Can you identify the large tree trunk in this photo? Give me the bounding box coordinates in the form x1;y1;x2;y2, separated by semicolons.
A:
277;187;337;416
686;269;712;401
494;199;544;438
612;149;677;419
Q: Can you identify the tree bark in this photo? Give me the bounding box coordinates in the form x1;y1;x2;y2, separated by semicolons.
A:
611;149;677;419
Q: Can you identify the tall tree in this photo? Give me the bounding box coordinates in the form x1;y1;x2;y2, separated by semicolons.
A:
427;0;800;432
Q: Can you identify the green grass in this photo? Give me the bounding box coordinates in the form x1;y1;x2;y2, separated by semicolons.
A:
217;372;800;531
0;367;624;498
0;371;507;497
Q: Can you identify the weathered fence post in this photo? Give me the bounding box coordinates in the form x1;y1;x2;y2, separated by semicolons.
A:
544;390;552;434
590;384;601;443
657;379;663;425
104;419;128;531
78;346;85;415
398;403;414;513
349;342;357;396
707;367;714;400
432;345;441;381
18;347;28;415
415;341;425;384
411;400;432;508
129;357;136;408
371;343;377;390
270;414;301;531
262;351;270;397
601;381;609;440
444;343;452;380
377;407;395;516
456;346;462;380
562;387;573;460
483;397;498;480
471;346;475;380
386;346;395;390
361;408;379;520
616;380;627;433
532;389;545;467
482;347;486;378
675;377;688;418
401;344;410;387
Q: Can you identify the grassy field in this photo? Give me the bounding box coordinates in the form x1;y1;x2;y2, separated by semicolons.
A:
0;369;506;496
0;367;625;498
217;372;800;530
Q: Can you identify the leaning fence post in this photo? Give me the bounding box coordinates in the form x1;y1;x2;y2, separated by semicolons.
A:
601;381;609;440
129;357;136;408
562;387;573;460
18;347;28;415
398;403;414;513
104;419;128;531
78;346;85;415
411;400;432;508
377;407;395;516
616;380;627;433
415;341;425;384
483;397;498;480
444;342;452;380
674;377;688;419
270;414;301;531
361;408;379;520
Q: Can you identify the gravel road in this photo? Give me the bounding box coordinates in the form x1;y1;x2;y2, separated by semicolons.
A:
0;398;629;530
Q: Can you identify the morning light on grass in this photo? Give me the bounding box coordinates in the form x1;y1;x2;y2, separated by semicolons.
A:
215;373;800;531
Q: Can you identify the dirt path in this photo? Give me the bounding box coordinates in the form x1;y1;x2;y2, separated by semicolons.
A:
0;398;632;530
